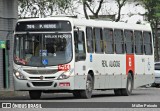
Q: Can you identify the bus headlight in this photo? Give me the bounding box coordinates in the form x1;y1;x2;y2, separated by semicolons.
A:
57;69;74;80
14;71;27;80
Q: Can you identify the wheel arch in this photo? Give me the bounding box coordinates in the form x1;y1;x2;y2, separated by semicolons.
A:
88;70;94;88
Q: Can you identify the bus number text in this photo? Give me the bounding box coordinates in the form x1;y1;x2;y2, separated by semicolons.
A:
58;64;71;71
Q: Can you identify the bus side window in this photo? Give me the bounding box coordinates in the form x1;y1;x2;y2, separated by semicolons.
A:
74;31;86;61
114;29;124;54
143;32;152;55
94;28;103;53
86;27;94;53
124;30;134;54
135;31;143;55
103;28;114;54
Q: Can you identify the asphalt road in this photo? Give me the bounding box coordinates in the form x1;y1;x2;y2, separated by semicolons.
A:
0;87;160;102
0;87;160;111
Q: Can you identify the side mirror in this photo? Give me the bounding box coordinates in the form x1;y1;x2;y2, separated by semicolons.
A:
6;40;10;50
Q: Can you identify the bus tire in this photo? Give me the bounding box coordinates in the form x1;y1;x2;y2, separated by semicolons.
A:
72;91;81;98
29;91;41;99
121;73;133;96
80;74;93;99
114;89;122;96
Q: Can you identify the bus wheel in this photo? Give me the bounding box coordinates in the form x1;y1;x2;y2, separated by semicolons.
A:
72;91;81;98
80;74;93;99
29;91;41;99
121;73;133;96
114;89;122;96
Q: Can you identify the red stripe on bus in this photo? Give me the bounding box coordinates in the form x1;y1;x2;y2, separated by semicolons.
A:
126;54;135;75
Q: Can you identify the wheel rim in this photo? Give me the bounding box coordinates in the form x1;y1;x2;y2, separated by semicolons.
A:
86;79;92;92
128;79;132;92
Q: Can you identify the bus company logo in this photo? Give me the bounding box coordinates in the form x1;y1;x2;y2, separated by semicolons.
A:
58;64;71;71
40;76;44;80
2;103;12;108
128;57;132;67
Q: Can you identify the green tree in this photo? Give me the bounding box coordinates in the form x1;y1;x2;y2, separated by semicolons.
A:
136;0;160;61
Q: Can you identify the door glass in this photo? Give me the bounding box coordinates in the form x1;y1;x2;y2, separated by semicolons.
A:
74;31;86;61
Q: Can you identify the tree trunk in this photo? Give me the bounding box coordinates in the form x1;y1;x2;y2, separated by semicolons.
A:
94;13;99;18
154;26;159;61
115;6;121;22
83;2;89;19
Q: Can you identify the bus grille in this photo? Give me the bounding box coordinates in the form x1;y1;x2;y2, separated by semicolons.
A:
29;77;56;79
24;69;58;74
32;82;53;86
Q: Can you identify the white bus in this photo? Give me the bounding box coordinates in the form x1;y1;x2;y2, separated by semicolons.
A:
13;17;155;99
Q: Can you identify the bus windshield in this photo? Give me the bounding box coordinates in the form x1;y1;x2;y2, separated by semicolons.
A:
14;33;72;66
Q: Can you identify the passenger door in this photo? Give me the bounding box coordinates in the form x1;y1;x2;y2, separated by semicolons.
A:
134;31;145;87
74;28;87;89
143;32;154;85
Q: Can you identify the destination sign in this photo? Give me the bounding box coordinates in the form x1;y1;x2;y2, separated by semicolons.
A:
15;21;71;32
26;24;57;29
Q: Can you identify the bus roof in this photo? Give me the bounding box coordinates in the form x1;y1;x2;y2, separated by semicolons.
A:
72;19;151;32
17;17;73;22
17;17;152;32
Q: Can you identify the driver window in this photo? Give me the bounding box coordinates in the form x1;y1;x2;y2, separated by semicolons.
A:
74;31;86;61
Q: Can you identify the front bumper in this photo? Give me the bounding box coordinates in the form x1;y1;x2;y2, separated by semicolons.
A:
13;75;74;91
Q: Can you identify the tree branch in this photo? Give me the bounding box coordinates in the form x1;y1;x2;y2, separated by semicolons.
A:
115;0;127;22
85;1;95;15
83;2;89;19
95;0;104;15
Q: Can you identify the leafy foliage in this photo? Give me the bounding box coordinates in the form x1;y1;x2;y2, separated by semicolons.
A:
136;0;160;26
18;0;72;18
136;0;160;61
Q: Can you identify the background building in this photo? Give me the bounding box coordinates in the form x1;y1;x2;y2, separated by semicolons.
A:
0;0;18;91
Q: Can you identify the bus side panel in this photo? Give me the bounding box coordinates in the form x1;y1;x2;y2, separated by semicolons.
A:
121;74;128;88
74;61;87;89
144;55;155;87
134;55;145;88
105;55;126;89
134;55;154;88
144;55;154;76
92;54;106;89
